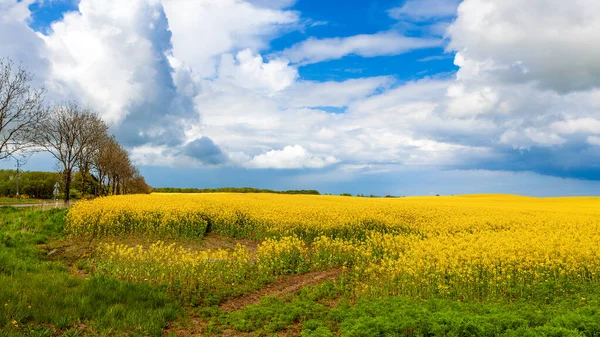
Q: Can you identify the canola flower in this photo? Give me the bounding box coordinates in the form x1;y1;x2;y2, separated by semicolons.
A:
94;236;314;303
94;241;251;302
74;194;600;302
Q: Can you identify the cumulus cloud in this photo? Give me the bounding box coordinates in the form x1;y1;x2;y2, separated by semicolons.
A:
0;0;50;83
182;136;226;165
246;145;338;169
447;0;600;93
444;84;499;117
2;0;600;183
280;76;393;108
551;118;600;135
40;0;197;147
217;49;297;94
280;32;442;65
162;0;298;77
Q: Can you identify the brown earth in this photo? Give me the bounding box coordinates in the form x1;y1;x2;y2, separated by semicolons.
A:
43;232;258;262
220;269;341;311
200;232;259;254
165;269;341;336
42;232;260;283
42;233;336;336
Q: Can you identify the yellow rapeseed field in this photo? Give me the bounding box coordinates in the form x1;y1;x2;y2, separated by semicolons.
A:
67;193;600;302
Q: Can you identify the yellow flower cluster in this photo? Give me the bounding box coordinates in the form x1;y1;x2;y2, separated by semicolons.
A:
256;236;309;275
95;237;315;303
94;241;250;302
66;195;216;238
75;193;600;301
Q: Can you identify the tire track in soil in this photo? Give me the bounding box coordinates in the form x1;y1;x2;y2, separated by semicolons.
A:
220;268;341;311
166;269;341;336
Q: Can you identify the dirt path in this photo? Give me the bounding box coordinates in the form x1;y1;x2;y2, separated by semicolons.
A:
165;269;341;336
220;269;341;311
0;201;74;208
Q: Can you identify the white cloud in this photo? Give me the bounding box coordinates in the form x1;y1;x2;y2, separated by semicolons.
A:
246;145;338;169
445;84;499;117
217;49;297;94
0;0;50;82
447;0;600;93
2;0;600;182
162;0;298;77
41;0;160;124
280;76;393;108
388;0;460;21
0;0;34;22
588;136;600;146
280;32;442;65
551;118;600;135
248;0;296;9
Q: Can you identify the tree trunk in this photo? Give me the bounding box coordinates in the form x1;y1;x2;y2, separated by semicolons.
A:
81;168;86;197
122;177;127;195
64;169;72;203
112;176;117;196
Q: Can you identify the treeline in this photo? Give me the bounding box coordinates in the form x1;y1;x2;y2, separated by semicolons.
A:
153;187;320;195
0;170;59;199
35;103;152;200
0;57;151;201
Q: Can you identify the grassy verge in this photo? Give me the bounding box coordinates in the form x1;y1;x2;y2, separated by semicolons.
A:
0;207;178;337
0;198;45;205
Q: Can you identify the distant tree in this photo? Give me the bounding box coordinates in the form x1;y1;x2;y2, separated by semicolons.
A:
0;57;47;160
91;135;117;196
20;171;60;199
90;134;149;196
77;112;108;197
127;169;152;194
0;169;59;199
35;102;108;202
151;187;320;195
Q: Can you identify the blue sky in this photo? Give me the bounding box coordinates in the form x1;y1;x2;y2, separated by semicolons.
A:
1;0;600;196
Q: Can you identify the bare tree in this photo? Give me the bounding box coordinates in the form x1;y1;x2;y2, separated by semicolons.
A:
91;134;119;196
36;102;108;202
127;168;152;194
0;57;47;160
77;113;109;197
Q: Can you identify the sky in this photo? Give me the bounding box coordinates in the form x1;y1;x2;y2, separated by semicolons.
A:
1;0;600;196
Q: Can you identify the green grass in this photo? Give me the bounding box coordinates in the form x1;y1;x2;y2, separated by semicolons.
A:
0;207;179;336
0;198;45;205
199;282;600;336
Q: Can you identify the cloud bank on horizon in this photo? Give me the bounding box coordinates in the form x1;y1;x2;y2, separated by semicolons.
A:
1;0;599;195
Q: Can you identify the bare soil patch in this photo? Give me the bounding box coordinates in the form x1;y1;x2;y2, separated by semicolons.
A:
164;269;340;336
41;232;259;281
200;232;259;254
220;269;341;311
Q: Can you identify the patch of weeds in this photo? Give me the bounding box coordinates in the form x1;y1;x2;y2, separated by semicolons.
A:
0;208;179;336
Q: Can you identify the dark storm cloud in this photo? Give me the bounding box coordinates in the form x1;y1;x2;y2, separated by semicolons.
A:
182;136;227;165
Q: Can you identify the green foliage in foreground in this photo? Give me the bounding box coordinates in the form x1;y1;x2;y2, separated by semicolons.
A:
153;186;321;195
204;282;600;337
0;207;178;336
